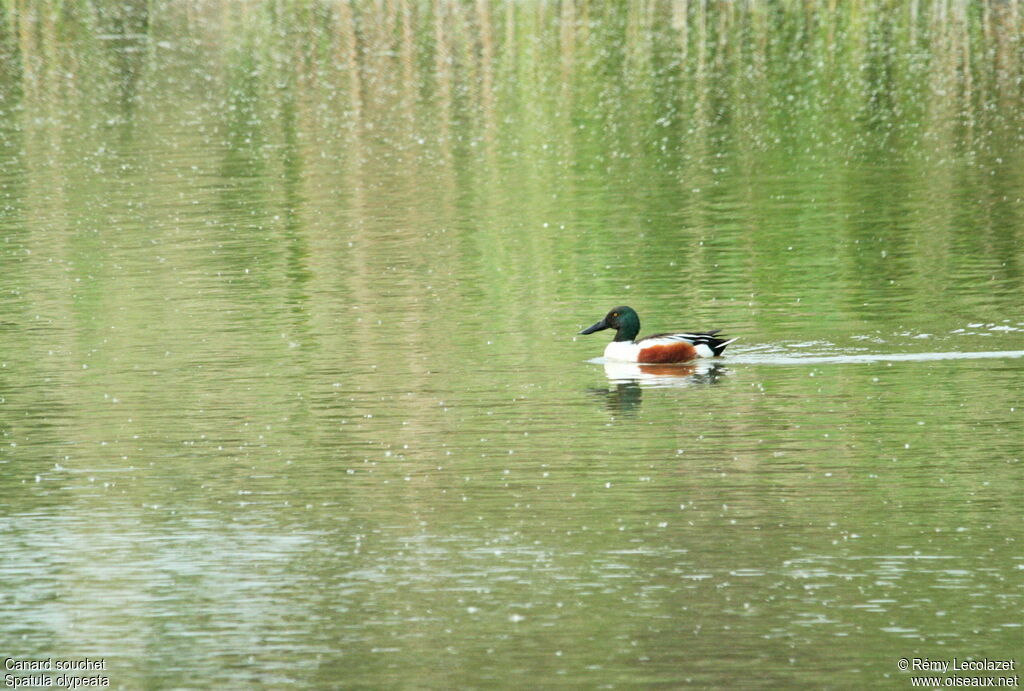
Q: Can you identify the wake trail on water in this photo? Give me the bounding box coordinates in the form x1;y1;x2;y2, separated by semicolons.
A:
725;350;1024;365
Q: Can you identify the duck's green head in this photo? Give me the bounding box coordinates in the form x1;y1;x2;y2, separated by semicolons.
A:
579;305;640;342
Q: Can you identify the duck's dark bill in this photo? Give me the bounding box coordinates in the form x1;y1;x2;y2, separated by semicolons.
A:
580;319;609;335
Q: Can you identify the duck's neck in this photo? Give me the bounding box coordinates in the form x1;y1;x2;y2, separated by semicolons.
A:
614;312;640;342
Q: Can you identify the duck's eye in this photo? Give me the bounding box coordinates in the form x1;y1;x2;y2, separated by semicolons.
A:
612;312;618;317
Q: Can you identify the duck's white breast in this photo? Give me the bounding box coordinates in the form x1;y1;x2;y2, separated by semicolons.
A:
604;340;640;362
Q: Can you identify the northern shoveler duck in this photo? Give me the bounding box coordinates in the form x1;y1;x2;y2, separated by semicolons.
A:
580;305;737;363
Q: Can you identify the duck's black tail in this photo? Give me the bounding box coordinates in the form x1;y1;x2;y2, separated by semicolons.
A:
710;335;739;357
689;329;738;357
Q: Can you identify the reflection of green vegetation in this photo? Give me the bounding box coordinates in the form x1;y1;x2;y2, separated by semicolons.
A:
2;2;1020;337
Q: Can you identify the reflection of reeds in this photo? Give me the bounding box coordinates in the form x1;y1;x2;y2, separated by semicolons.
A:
3;0;1022;327
6;2;1021;131
4;4;1020;203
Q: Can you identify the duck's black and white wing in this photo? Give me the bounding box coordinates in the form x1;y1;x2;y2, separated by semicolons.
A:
640;330;737;357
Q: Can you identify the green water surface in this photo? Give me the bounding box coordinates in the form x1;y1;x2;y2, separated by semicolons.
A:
1;2;1022;688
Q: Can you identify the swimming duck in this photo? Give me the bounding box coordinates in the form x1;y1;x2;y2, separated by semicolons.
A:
579;305;737;363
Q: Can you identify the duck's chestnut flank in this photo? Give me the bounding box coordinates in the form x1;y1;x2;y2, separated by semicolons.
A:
638;341;699;363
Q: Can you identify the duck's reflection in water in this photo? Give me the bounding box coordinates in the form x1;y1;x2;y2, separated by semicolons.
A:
588;360;727;417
